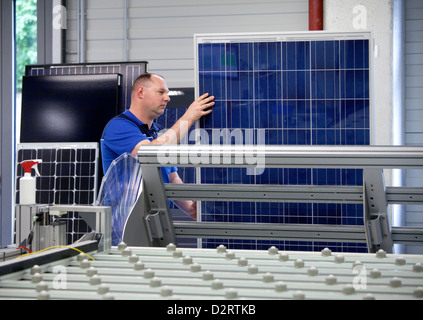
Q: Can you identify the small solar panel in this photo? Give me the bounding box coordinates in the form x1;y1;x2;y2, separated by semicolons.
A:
25;61;148;114
16;143;99;244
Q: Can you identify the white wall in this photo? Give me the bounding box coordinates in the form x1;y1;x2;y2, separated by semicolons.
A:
63;0;401;190
65;0;309;88
324;0;393;147
404;0;423;254
324;0;422;254
65;0;396;145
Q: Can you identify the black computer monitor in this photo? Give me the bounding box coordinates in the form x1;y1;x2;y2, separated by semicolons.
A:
20;73;121;143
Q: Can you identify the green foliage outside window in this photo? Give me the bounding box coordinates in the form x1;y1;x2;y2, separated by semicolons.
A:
16;0;37;92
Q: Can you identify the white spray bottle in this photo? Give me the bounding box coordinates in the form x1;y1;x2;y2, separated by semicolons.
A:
19;160;42;205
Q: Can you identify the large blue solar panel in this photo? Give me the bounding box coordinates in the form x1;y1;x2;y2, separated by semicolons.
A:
194;32;372;253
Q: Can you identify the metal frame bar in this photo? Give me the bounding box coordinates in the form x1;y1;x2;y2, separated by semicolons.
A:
133;145;423;253
50;205;112;252
127;166;176;247
138;145;423;169
363;169;393;252
173;221;367;243
166;184;423;205
165;184;364;204
1;0;16;248
386;187;423;204
37;0;54;65
391;227;423;245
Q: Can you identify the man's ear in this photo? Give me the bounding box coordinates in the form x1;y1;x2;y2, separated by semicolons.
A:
136;86;145;99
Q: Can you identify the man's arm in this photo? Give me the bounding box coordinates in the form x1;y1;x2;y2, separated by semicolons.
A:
130;93;214;220
169;171;197;220
131;93;214;156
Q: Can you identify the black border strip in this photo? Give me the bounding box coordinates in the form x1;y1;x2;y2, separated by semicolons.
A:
0;240;99;277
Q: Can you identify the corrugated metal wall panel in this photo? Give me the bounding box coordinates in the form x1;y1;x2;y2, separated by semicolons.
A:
405;0;423;145
65;0;308;87
405;0;423;144
404;0;423;253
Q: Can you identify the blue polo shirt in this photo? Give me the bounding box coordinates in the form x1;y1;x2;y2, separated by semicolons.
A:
101;110;177;182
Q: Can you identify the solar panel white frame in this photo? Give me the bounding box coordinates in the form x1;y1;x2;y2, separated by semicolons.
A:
193;31;374;252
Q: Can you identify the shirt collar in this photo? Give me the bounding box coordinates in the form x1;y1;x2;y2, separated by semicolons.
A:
125;110;160;132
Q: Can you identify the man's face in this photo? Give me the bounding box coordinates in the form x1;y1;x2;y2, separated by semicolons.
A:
142;76;170;118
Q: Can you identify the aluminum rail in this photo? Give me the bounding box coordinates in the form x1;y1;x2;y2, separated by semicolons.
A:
173;221;367;243
138;145;423;169
172;223;423;247
165;184;423;205
386;187;423;204
391;227;423;245
166;184;364;204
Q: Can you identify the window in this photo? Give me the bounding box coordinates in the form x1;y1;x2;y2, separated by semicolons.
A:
16;0;37;91
15;0;37;142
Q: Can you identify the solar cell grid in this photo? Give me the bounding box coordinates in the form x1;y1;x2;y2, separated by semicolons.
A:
195;33;371;252
16;143;99;244
25;62;148;113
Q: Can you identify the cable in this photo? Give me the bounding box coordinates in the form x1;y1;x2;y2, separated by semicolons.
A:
17;247;32;254
17;245;95;261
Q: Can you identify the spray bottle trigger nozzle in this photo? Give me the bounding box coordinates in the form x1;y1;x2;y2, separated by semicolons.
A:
20;160;42;176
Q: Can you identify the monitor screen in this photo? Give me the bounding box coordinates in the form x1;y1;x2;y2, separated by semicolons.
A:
20;73;121;143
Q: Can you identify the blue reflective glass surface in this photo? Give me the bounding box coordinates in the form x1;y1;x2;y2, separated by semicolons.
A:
195;38;370;252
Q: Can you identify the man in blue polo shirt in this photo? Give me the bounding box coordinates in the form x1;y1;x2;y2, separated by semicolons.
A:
101;73;215;219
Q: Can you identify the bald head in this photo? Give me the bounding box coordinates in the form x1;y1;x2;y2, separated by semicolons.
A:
131;73;165;94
